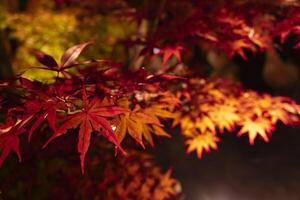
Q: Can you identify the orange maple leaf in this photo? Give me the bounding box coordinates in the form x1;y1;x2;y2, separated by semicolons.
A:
185;132;220;158
208;104;240;132
113;101;173;147
153;169;180;200
238;118;273;145
160;45;184;65
230;39;257;59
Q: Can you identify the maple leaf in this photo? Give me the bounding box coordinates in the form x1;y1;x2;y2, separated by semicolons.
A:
113;106;171;147
113;98;174;147
175;116;195;137
0;119;27;167
27;99;59;141
144;104;175;119
32;49;58;69
229;39;257;59
43;97;128;173
208;104;240;132
238;118;273;145
185;132;220;159
237;92;300;141
7;80;61;143
31;42;93;77
60;42;93;69
266;97;300;125
0;133;21;167
160;45;184;65
153;169;180;200
181;115;215;136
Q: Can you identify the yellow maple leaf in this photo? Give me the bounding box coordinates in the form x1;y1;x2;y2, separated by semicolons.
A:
175;116;195;137
238;118;273;145
267;97;300;125
144;104;175;119
185;132;220;158
194;115;216;134
113;100;173;147
208;104;240;132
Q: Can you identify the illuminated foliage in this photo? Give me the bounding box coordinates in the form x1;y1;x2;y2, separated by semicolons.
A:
174;78;300;157
0;43;299;172
185;132;220;159
1;0;300;199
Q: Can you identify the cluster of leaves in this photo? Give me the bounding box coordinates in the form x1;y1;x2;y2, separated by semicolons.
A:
175;78;300;158
4;0;300;78
0;42;180;173
132;0;300;59
56;0;300;60
1;0;300;198
1;42;299;172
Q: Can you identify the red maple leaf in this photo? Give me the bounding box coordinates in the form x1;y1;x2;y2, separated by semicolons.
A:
160;45;184;65
31;42;93;77
43;92;129;173
0;119;26;167
0;133;21;167
27;100;58;141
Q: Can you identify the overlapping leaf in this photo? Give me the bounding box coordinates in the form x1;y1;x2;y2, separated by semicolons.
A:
113;99;174;147
175;78;300;158
31;42;93;77
43;96;128;173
